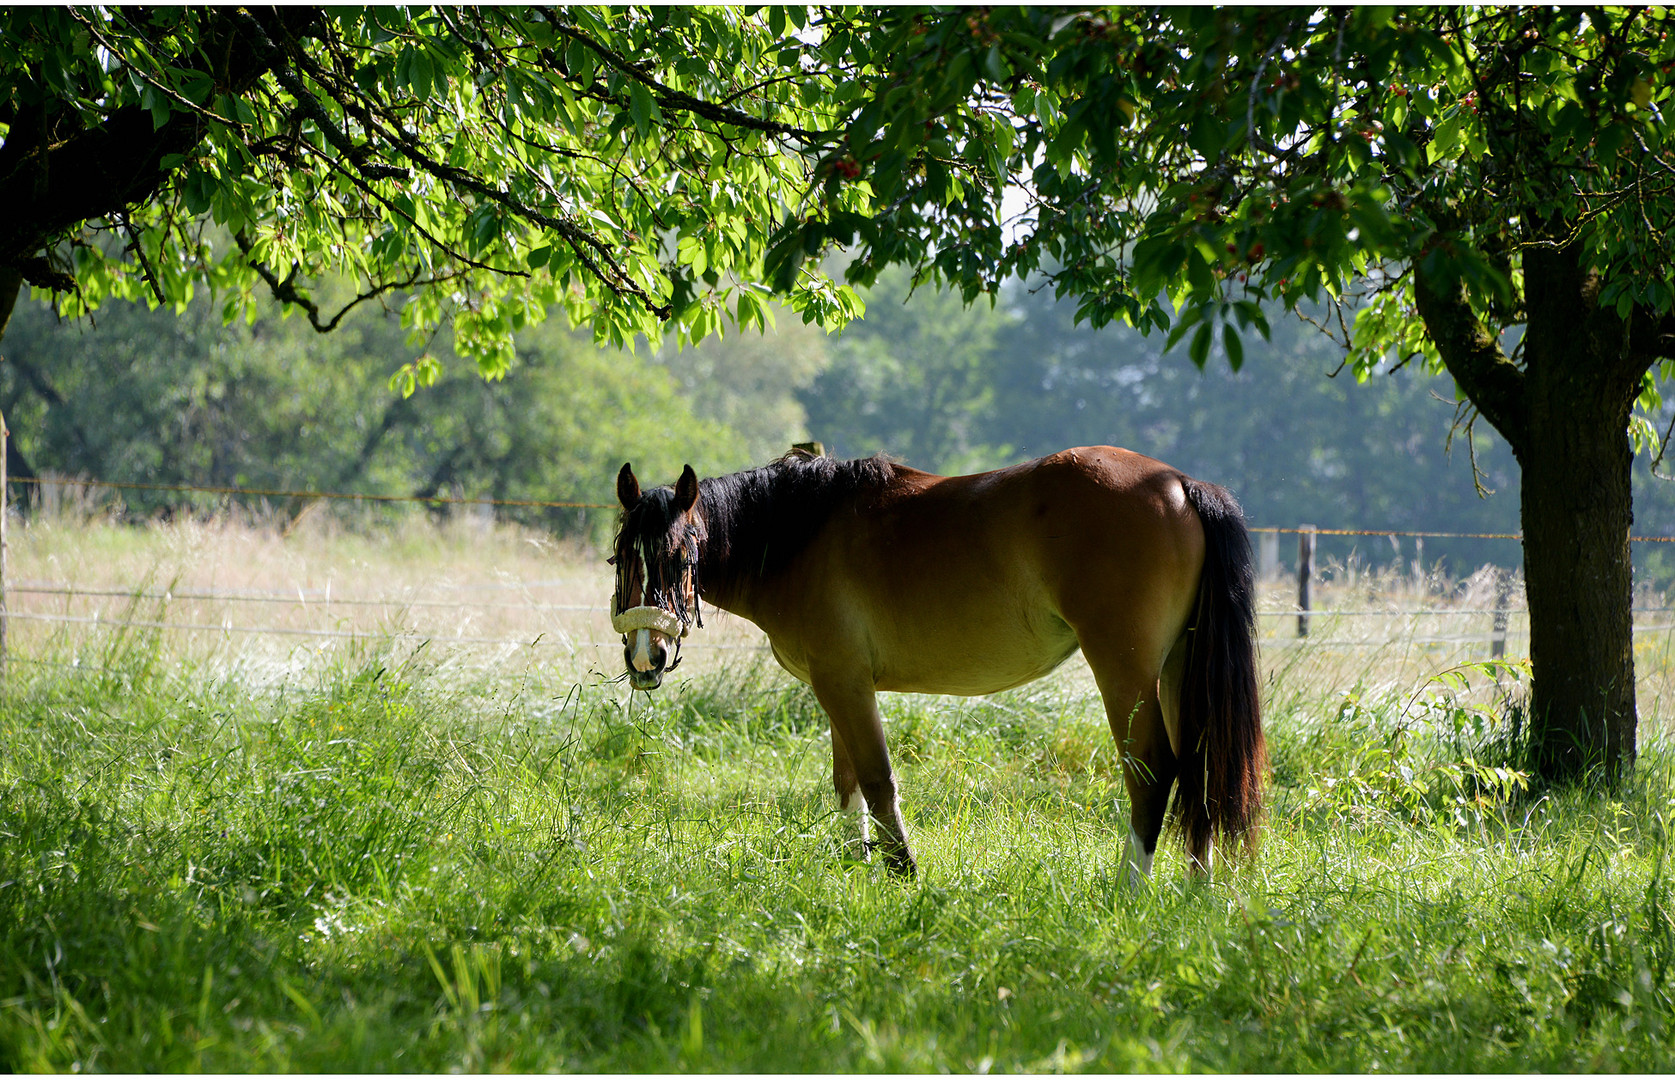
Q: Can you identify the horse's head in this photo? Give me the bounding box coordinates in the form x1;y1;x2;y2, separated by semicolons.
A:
610;462;704;690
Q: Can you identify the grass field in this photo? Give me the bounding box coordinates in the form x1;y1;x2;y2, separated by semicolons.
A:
3;511;1675;1071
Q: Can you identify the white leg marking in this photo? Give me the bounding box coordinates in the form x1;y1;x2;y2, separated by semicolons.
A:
840;788;870;858
1123;824;1154;890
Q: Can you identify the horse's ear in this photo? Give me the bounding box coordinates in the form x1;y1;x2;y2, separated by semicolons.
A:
617;463;641;509
673;464;699;515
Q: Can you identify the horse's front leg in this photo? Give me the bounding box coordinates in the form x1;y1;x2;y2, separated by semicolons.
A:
810;672;917;877
831;724;872;862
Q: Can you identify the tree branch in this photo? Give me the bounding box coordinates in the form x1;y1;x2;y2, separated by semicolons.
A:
67;9;245;130
1412;264;1528;454
0;268;23;341
233;230;459;334
246;11;670;319
0;9;319;269
9;257;77;295
226;10;409;182
539;9;840;145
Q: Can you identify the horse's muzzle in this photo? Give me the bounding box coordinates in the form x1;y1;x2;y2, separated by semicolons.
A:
614;605;684;691
624;627;670;690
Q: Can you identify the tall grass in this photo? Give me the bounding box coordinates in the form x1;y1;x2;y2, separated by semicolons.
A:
2;514;1674;1070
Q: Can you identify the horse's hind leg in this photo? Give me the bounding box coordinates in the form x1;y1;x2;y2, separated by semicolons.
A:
1157;632;1212;879
1079;635;1180;889
831;725;872;861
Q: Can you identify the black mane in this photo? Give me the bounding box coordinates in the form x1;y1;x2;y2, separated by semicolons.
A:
698;452;895;585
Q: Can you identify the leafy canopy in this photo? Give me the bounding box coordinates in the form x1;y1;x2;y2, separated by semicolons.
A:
5;7;1672;400
0;7;867;374
789;8;1673;375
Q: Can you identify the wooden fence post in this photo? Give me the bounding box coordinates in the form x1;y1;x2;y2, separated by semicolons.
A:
1297;524;1315;638
1258;531;1280;580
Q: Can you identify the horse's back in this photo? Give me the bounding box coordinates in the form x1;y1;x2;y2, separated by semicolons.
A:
792;448;1207;694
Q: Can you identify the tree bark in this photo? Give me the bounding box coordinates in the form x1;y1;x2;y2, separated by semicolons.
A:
1517;377;1636;779
0;9;323;270
1516;245;1645;781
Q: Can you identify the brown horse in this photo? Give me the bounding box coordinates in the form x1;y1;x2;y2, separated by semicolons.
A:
609;447;1265;882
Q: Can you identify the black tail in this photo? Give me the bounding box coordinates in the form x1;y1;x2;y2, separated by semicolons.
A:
1174;477;1266;864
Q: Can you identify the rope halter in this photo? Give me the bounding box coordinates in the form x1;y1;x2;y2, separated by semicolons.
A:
610;602;689;640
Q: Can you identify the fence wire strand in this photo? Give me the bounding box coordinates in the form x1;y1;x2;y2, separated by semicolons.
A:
16;581;1675;619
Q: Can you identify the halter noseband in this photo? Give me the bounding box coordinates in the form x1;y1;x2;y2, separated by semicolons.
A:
610;602;688;640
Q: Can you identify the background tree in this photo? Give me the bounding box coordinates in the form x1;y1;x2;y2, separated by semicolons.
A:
798;269;1534;572
654;304;831;466
1;290;745;534
802;264;1015;473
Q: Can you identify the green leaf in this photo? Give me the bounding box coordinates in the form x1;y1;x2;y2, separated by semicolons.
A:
736;288;761;331
1189;321;1214;368
983;46;1012;83
410;49;434;99
1188;115;1225;159
142;83;172;130
1224;326;1244;371
181;168;214;215
1164;304;1206;352
180;72;214;104
564;38;596;84
1428;113;1461;163
629;81;657;138
763;222;806;294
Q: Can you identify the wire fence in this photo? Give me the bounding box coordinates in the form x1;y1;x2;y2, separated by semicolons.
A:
8;471;1675;667
7;577;1673;655
0;574;781;653
8;474;615;510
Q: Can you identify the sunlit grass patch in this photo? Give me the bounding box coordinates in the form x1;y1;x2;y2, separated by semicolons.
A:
3;527;1675;1070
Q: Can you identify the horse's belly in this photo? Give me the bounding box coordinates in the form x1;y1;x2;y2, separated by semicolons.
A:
764;617;1077;696
871;625;1081;696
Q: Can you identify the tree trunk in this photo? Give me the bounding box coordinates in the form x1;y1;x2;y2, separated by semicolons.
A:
1518;365;1637;780
1515;246;1644;782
